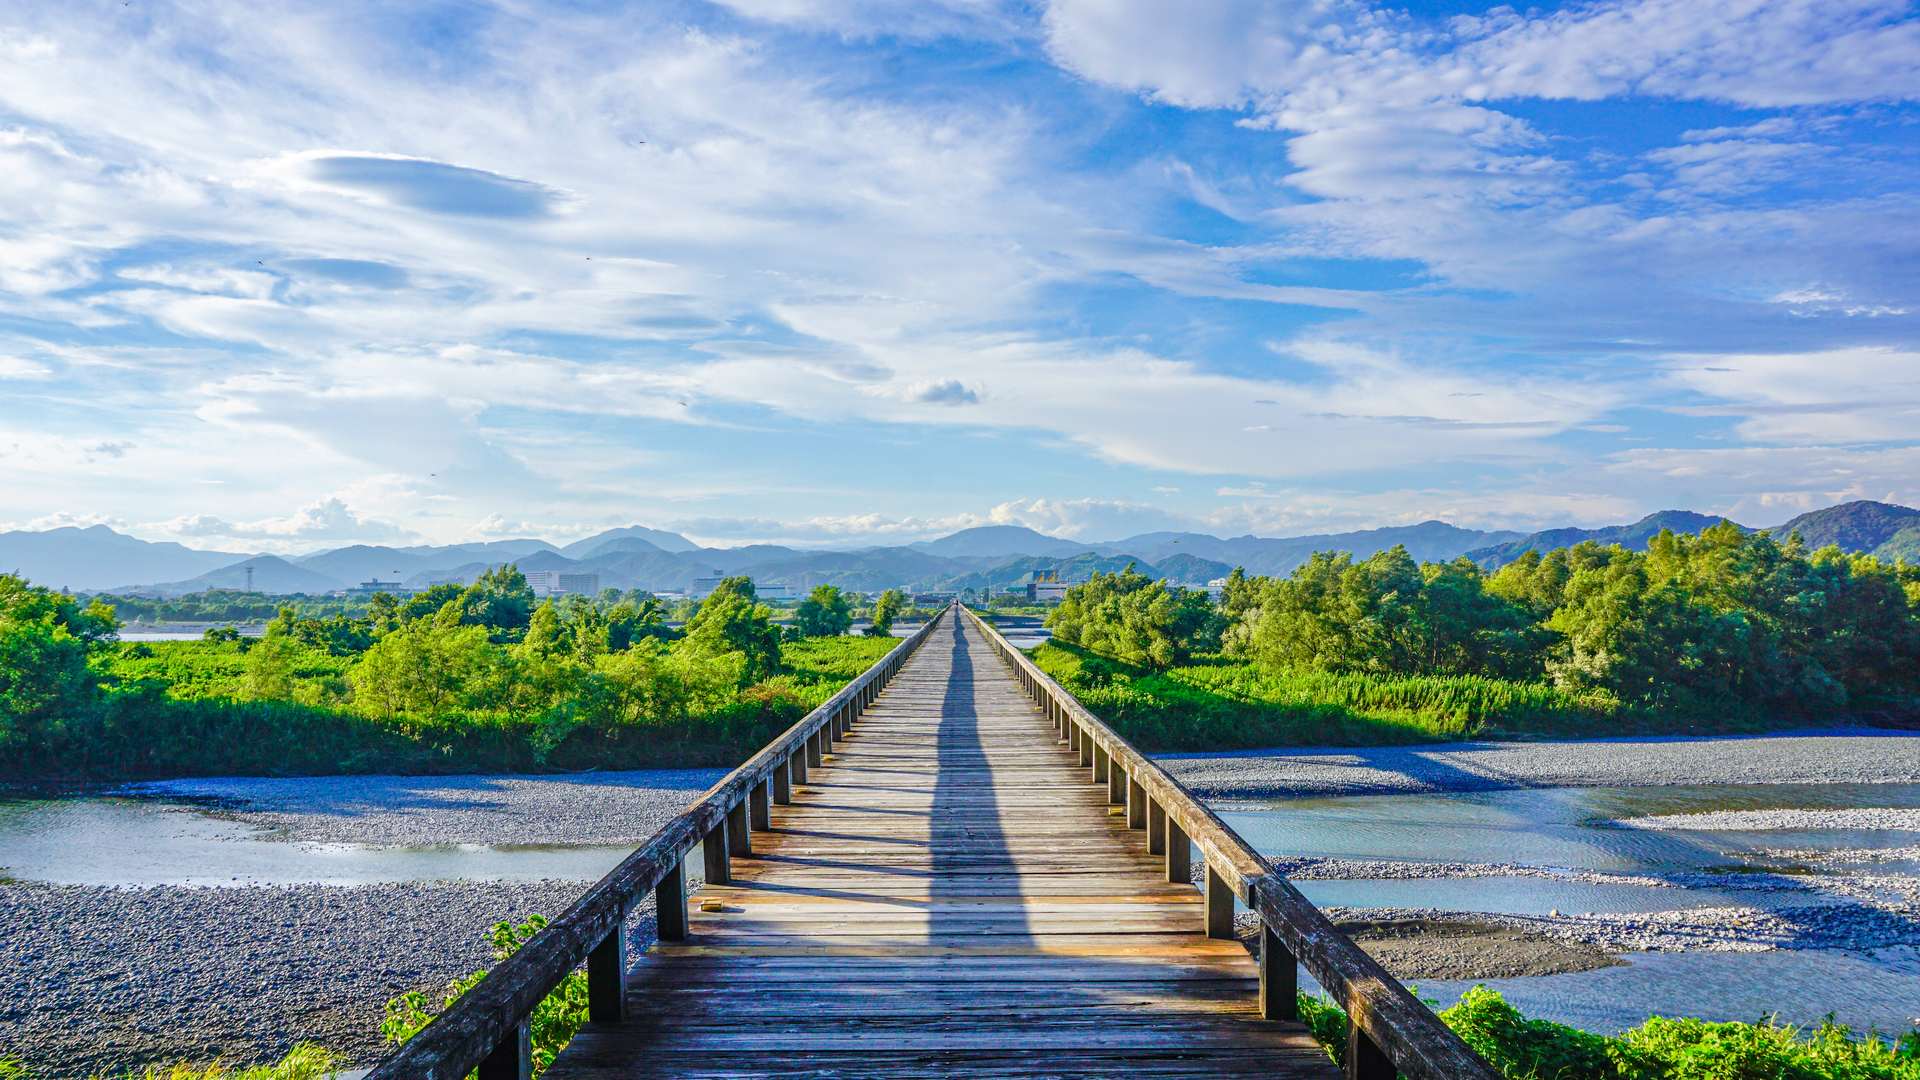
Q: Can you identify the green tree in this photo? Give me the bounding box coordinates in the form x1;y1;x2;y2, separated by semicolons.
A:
350;612;505;718
1046;565;1221;669
865;589;906;637
455;565;537;639
0;575;119;752
680;577;781;684
398;583;467;624
793;585;854;638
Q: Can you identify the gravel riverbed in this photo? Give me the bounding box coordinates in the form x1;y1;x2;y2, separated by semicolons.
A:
1156;727;1920;799
7;770;721;1078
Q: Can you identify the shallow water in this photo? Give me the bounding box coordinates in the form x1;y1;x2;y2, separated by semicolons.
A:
0;799;633;887
1234;783;1920;1036
1220;783;1920;886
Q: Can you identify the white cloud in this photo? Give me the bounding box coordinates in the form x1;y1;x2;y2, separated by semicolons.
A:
146;498;414;550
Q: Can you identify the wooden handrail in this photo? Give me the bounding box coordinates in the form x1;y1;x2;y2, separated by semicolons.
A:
367;609;949;1080
960;605;1501;1080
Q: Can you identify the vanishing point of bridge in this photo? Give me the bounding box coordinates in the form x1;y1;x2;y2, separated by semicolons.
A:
370;607;1497;1080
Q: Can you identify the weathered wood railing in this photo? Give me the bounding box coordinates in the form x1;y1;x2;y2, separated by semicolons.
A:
961;605;1500;1080
366;609;949;1080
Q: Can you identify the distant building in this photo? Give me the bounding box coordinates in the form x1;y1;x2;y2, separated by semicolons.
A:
525;570;601;598
1023;581;1071;603
690;576;792;602
912;592;957;606
346;580;413;597
1207;577;1229;602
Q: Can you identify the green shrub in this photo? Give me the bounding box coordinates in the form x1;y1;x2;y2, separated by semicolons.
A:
383;917;587;1079
1295;989;1920;1080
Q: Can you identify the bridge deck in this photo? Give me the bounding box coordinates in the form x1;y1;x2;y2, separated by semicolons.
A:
547;615;1337;1079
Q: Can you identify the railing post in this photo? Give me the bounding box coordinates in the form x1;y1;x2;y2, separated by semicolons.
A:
588;925;627;1022
1206;864;1235;939
1068;721;1080;754
1108;760;1126;804
703;820;730;885
1092;741;1109;784
790;746;808;785
1079;725;1093;767
656;859;688;940
728;799;752;857
1348;1018;1398;1080
772;755;792;804
750;779;771;831
1167;816;1191;884
1147;797;1166;854
1127;776;1147;829
476;1020;530;1080
1260;922;1298;1021
807;729;823;768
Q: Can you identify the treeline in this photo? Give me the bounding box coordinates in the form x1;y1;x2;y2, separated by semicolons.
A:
0;569;903;779
92;590;360;624
1044;523;1920;743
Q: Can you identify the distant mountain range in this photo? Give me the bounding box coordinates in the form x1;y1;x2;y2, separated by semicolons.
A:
4;500;1914;597
1461;501;1920;569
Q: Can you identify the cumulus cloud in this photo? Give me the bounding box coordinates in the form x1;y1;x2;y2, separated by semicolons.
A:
0;0;1912;546
148;498;414;549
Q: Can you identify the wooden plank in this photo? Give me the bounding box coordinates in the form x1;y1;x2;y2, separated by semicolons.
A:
542;611;1339;1080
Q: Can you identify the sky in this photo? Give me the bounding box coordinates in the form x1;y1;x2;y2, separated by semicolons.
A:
1;0;1917;553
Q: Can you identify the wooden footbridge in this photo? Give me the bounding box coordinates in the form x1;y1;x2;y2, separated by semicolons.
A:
369;606;1498;1080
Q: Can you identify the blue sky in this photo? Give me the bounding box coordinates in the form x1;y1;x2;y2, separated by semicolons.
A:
1;0;1917;552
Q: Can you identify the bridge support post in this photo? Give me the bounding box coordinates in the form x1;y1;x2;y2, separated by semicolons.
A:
1260;923;1297;1021
1166;817;1191;884
772;758;791;804
588;926;627;1022
1079;726;1093;767
476;1020;530;1080
728;800;752;857
1206;865;1235;939
1108;761;1126;804
807;729;823;768
656;860;688;940
1067;721;1080;753
1092;742;1109;784
703;821;730;885
790;747;808;785
1127;776;1147;828
1147;797;1166;854
750;780;771;831
1347;1019;1398;1080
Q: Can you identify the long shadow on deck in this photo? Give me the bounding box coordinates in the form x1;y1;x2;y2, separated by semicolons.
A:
931;618;1030;939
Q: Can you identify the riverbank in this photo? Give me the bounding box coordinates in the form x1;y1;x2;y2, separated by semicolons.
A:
0;771;721;1078
0;881;610;1079
1155;726;1920;798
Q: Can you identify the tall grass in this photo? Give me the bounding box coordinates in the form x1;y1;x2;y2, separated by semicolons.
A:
1026;641;1639;750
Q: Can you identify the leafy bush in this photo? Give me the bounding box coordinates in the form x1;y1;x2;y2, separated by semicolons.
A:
383;916;587;1079
1296;988;1920;1080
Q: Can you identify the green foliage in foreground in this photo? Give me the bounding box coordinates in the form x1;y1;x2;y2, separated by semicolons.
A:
383;916;586;1079
1028;641;1638;749
1304;987;1920;1080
